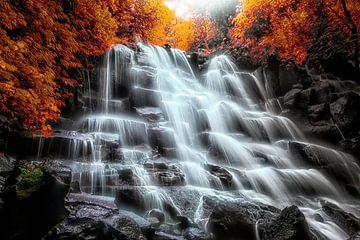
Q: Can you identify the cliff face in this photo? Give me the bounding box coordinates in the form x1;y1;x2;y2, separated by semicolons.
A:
254;61;360;157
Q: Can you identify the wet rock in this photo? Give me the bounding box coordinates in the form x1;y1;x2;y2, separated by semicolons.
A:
204;197;279;240
184;227;213;240
348;232;360;240
330;91;360;133
136;107;165;122
144;162;185;187
48;160;72;185
45;218;129;240
104;141;121;162
118;168;134;183
284;89;302;108
0;153;15;179
322;202;360;236
312;80;332;104
129;87;162;107
287;141;360;195
203;164;233;188
146;209;166;224
0;166;69;240
260;205;314;240
153;231;185;240
148;127;177;150
147;217;161;228
115;187;145;212
307;103;331;125
70;180;81;193
45;199;153;240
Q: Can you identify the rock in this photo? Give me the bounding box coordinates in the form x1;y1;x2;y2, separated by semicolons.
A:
203;164;233;189
287;141;360;195
322;201;360;236
348;232;360;240
0;166;69;240
312;80;332;104
70;180;81;193
279;63;299;95
184;227;213;240
129;87;162;107
146;209;166;224
48;160;72;185
284;89;301;108
307;103;331;125
148;127;177;151
330;91;360;133
0;153;15;178
136;107;165;122
115;187;145;212
144;162;185;187
260;205;314;240
147;217;161;228
205;197;279;240
153;231;185;240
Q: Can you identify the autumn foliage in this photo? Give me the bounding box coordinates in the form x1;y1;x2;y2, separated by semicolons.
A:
231;0;360;66
0;0;203;135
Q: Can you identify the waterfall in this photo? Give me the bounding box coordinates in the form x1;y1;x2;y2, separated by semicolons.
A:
33;43;360;239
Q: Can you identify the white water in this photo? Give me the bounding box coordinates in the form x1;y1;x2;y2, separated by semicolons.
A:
34;43;360;239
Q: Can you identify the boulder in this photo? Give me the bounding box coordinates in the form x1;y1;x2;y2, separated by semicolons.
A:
203;164;233;189
144;162;185;187
45;198;153;240
184;227;213;240
146;209;166;224
114;187;145;212
204;197;279;240
0;165;69;240
322;202;360;236
260;206;314;240
330;91;360;134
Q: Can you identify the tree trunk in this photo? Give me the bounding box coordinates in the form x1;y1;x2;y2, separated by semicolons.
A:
339;0;359;73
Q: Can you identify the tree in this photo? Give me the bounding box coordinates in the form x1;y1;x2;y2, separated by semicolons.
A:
231;0;360;68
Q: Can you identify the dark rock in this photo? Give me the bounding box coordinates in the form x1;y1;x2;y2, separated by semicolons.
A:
203;164;233;189
260;205;314;240
348;232;360;240
146;209;166;224
147;217;161;228
0;153;15;178
0;166;69;240
45;218;130;240
284;89;301;108
118;168;134;182
45;199;153;240
70;180;81;193
48;160;72;185
114;187;145;212
148;127;177;150
322;202;360;236
330;91;360;134
279;64;299;95
312;80;332;104
129;87;162;107
153;231;185;240
136;107;164;122
144;162;185;187
204;197;279;240
307;103;331;125
184;227;213;240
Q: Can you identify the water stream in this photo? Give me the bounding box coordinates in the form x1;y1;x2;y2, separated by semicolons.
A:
34;43;360;239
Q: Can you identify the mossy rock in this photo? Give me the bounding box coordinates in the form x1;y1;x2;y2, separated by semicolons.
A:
15;165;45;200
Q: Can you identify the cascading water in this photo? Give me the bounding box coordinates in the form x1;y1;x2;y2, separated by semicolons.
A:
33;43;360;239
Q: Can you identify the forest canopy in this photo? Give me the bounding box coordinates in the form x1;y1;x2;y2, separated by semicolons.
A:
0;0;359;135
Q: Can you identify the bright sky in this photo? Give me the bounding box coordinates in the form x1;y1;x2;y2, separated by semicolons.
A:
165;0;237;18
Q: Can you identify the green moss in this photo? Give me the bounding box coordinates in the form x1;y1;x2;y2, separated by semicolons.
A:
16;166;45;200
